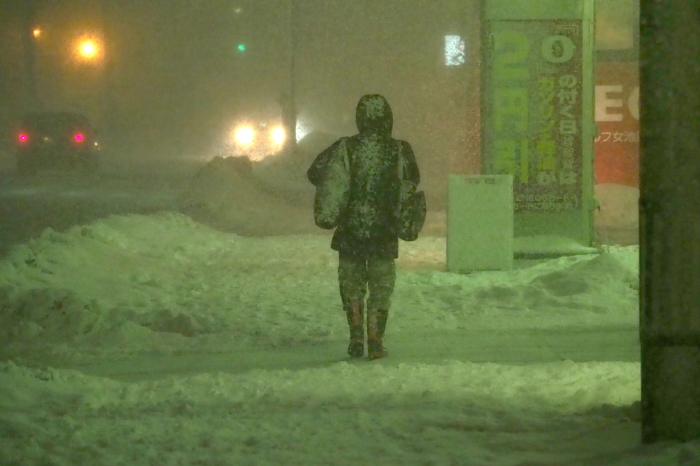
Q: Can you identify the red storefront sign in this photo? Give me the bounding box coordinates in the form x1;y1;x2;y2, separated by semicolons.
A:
595;61;639;187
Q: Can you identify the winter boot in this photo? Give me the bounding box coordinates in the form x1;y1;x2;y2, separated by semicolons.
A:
367;309;389;360
345;300;364;358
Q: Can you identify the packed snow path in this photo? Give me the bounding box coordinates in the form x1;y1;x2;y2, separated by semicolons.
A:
64;326;639;383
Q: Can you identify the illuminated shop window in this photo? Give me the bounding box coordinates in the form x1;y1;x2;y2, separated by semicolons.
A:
444;35;466;66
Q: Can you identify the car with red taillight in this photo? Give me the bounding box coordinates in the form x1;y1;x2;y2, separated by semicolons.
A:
15;111;99;175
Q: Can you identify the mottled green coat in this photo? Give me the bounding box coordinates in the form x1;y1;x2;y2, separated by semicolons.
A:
308;95;420;259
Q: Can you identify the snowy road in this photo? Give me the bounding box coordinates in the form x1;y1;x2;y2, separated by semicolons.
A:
0;167;187;258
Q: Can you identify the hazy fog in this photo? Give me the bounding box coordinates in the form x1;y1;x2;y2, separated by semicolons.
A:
1;0;476;191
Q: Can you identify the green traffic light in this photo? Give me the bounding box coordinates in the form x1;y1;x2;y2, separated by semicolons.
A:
238;44;246;52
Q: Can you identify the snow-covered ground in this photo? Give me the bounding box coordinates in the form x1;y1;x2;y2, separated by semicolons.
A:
1;206;697;464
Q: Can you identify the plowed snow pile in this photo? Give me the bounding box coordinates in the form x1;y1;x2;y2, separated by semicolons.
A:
181;155;318;236
1;211;637;362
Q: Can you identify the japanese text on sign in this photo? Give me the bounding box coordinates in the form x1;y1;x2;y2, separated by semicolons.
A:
488;21;583;213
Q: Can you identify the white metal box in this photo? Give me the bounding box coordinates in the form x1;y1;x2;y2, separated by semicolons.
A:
447;174;514;272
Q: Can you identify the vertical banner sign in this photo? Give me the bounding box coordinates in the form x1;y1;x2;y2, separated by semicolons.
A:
487;21;583;213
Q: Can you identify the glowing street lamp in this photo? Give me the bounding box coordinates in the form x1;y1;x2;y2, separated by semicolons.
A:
75;37;101;61
32;28;42;39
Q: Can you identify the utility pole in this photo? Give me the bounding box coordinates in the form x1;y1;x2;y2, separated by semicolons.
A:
639;0;700;443
100;0;116;144
284;0;298;154
21;0;39;112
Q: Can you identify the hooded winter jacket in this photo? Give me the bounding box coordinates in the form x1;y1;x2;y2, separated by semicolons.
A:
308;94;420;259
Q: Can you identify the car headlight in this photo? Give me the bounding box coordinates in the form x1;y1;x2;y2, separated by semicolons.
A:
235;126;255;146
270;126;285;146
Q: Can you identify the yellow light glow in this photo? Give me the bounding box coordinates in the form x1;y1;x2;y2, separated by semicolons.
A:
271;126;285;145
76;38;100;60
33;28;42;38
235;126;255;146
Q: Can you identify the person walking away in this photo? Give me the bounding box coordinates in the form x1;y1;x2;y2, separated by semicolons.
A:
307;94;422;360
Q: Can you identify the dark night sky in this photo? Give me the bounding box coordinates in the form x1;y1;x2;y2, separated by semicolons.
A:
0;0;478;195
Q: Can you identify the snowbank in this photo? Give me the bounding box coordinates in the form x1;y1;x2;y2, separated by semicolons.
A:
180;155;318;236
0;359;638;465
1;359;697;465
1;212;638;363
